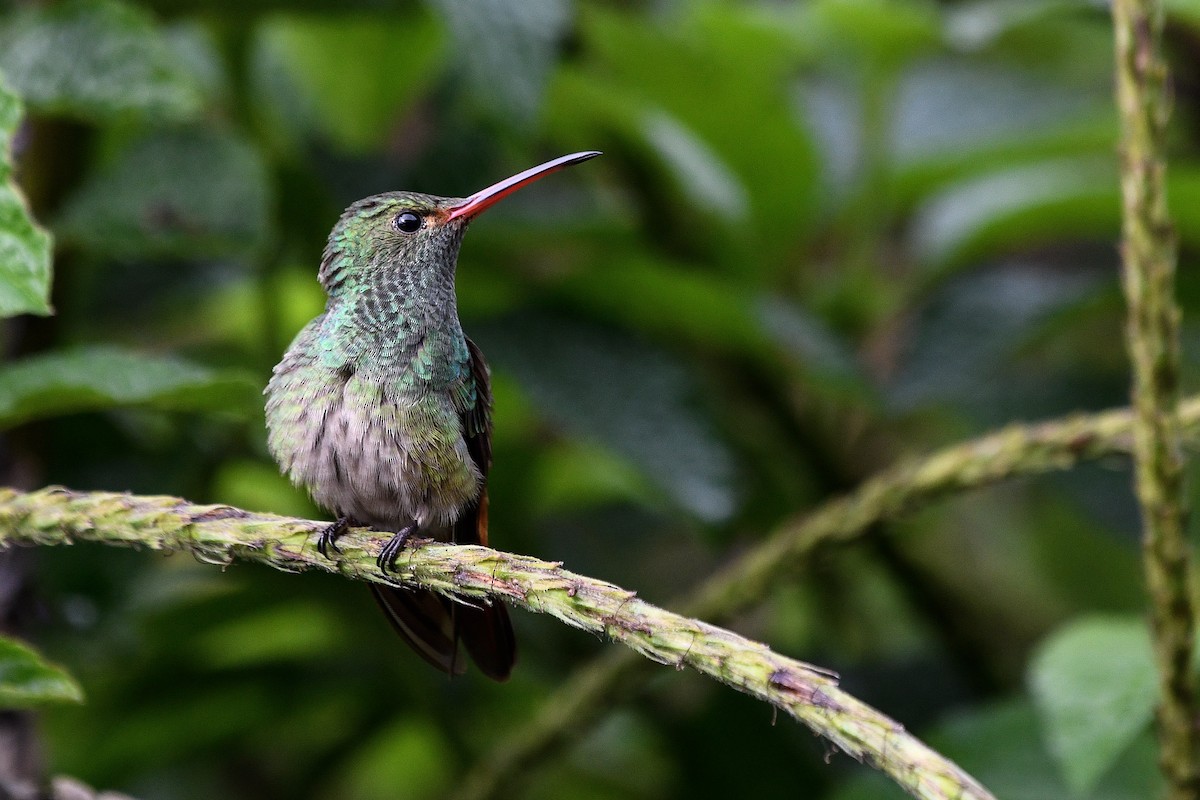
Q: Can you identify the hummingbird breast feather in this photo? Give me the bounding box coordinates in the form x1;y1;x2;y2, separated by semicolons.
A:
266;358;481;534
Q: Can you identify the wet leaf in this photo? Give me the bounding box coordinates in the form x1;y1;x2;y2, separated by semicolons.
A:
0;0;205;121
548;4;819;267
889;265;1101;414
0;77;52;317
477;315;737;522
252;13;444;153
1029;617;1158;795
428;0;568;123
0;635;84;708
909;156;1115;272
0;346;260;429
56;128;271;258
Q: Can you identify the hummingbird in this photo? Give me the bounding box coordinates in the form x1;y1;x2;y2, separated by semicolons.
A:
265;151;601;680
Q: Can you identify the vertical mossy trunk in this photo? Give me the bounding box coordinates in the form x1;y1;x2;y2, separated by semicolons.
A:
1112;0;1200;796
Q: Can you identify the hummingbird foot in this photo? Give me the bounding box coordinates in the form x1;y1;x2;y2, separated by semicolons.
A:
317;516;356;559
376;524;417;574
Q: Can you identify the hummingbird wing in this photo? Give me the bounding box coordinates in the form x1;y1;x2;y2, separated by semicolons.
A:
456;337;493;545
452;338;516;680
371;339;515;680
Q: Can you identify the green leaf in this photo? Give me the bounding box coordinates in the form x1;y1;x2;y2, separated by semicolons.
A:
0;635;83;707
756;295;870;396
547;4;820;268
910;159;1200;275
56;128;271;258
641;110;749;221
889;265;1099;415
252;13;445;154
835;698;1162;800
331;719;453;800
909;156;1116;273
427;0;568;123
192;603;344;669
805;0;941;68
0;0;206;121
0;346;260;429
530;440;656;516
889;61;1113;177
0;76;52;317
1029;616;1158;795
477;315;737;522
1167;0;1200;29
550;254;768;356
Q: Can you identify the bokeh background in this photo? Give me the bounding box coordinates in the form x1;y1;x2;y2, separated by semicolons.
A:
3;0;1200;797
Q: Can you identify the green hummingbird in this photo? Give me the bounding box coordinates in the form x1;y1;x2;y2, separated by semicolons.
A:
266;152;601;680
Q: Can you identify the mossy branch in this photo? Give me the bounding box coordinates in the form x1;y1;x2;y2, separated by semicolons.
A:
1112;0;1200;796
0;485;993;800
456;397;1200;800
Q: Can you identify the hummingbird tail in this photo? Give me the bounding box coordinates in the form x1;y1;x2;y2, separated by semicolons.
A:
371;585;465;676
370;585;516;680
459;601;516;681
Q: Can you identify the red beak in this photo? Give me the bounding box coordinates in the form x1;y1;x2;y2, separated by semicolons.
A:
445;151;602;222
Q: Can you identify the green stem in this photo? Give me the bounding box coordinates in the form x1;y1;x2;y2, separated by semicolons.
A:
456;397;1200;800
0;485;992;800
1112;0;1199;796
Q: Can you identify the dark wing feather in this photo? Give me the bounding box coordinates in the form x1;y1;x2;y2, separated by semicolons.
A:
455;337;494;546
452;338;516;680
371;338;515;681
371;585;465;675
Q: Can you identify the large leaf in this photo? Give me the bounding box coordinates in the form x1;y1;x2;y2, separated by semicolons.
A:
56;128;271;258
0;76;52;317
427;0;569;124
888;264;1102;416
331;719;453;800
550;254;871;397
909;156;1116;272
0;635;83;707
1029;616;1158;795
832;699;1162;800
0;0;206;121
0;346;260;429
803;0;942;69
251;13;445;154
890;62;1110;166
910;160;1200;275
546;4;820;269
888;61;1114;206
477;315;737;522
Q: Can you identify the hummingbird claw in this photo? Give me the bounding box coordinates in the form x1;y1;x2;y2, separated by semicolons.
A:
377;525;416;574
317;516;352;559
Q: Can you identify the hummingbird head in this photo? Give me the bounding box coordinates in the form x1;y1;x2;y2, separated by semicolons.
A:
318;151;601;297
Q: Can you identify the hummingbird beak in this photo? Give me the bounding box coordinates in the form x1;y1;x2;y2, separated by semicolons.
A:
445;151;602;222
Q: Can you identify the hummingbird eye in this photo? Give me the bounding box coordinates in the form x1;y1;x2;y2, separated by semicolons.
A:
393;211;423;234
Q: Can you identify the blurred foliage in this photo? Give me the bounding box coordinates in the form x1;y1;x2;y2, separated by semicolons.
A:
1028;616;1159;795
1;0;1199;797
0;75;51;317
0;635;83;708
